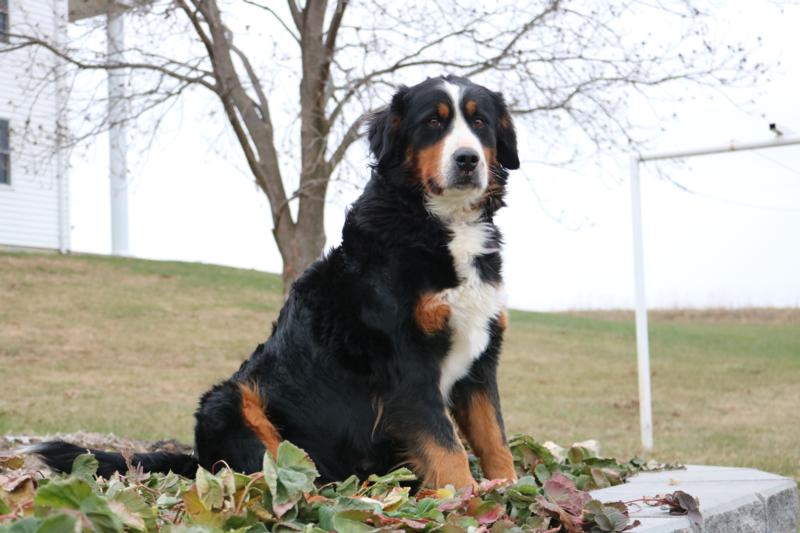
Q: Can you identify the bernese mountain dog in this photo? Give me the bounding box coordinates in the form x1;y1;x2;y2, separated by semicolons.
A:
34;75;520;490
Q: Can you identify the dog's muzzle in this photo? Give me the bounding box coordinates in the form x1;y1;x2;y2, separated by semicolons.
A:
449;147;482;189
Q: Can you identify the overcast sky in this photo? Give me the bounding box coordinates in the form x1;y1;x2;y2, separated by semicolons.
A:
68;0;800;311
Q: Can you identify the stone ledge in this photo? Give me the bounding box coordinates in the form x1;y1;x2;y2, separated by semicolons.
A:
590;465;799;533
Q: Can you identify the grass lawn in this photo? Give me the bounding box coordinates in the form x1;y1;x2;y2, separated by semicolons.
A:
1;251;798;481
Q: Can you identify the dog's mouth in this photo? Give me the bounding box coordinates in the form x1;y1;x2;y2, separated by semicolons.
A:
449;170;482;190
425;173;485;197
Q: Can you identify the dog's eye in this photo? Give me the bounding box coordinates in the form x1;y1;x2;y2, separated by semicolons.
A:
428;118;442;128
472;118;486;129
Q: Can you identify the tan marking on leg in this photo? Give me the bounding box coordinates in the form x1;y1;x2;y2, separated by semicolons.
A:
465;100;477;116
417;438;477;490
238;382;281;459
454;392;516;481
415;292;450;334
497;309;508;331
437;102;450;119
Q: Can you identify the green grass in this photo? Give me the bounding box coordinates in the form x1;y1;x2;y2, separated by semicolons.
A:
1;251;798;481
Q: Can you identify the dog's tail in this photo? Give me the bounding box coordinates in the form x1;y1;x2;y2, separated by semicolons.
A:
29;440;198;478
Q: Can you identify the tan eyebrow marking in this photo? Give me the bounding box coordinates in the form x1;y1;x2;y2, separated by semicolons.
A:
465;100;477;116
437;102;450;119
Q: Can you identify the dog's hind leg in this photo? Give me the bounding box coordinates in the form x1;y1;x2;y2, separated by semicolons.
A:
237;382;281;459
193;380;281;473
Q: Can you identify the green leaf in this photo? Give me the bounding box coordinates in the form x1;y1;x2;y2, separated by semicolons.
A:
232;472;253;491
261;443;319;516
584;500;630;532
110;488;157;531
300;525;328;533
181;487;224;527
165;526;223;533
508;435;557;470
71;453;99;481
317;497;382;531
195;467;224;511
366;468;416;486
0;518;40;533
81;493;124;533
277;443;318;478
328;475;359;497
506;476;538;505
262;452;280;502
444;513;480;530
589;468;612;489
567;446;588;465
157;471;184;495
331;510;379;533
34;513;79;533
278;468;313;500
156;493;182;508
0;495;10;515
221;512;267;531
533;463;551;485
33;477;93;510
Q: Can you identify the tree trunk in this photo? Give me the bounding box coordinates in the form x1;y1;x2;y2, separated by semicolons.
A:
273;212;326;298
273;0;331;296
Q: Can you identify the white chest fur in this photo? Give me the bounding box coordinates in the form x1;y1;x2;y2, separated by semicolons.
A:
437;219;506;400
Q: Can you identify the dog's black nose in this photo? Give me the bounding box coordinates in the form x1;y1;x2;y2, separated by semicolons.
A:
453;148;479;173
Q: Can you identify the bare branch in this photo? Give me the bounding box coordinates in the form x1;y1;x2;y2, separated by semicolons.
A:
2;34;217;91
327;26;475;124
324;0;348;58
464;0;561;77
287;0;303;32
242;0;300;44
230;44;270;119
326;110;370;175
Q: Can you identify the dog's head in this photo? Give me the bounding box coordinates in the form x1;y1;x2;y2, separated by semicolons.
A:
368;76;519;214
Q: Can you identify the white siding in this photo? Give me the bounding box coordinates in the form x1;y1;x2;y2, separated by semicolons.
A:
0;0;68;250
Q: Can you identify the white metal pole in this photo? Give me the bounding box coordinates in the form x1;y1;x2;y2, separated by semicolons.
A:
640;136;800;162
55;0;70;253
107;4;129;256
628;134;800;453
629;155;653;452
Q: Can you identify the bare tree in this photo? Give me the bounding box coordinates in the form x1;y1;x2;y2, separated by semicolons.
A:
0;0;763;292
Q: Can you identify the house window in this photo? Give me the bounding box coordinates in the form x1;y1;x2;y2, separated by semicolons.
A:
0;120;9;185
0;0;8;43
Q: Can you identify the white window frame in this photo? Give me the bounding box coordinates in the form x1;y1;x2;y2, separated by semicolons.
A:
0;0;9;44
0;119;10;186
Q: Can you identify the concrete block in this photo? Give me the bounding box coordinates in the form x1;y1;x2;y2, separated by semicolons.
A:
590;465;799;533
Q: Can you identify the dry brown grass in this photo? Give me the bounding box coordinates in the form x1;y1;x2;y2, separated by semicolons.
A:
0;251;282;441
569;308;800;325
1;251;798;482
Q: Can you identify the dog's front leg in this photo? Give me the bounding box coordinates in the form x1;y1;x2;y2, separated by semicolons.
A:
449;332;517;482
383;380;477;490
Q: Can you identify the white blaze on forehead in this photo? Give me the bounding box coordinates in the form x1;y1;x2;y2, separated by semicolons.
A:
439;82;488;189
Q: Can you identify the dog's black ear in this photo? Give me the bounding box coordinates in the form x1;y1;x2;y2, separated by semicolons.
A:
493;92;519;170
368;86;408;169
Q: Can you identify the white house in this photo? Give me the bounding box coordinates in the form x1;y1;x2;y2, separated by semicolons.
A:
0;0;69;251
0;0;132;253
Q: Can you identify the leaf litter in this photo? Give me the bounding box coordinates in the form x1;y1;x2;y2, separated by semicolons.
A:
0;433;697;532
